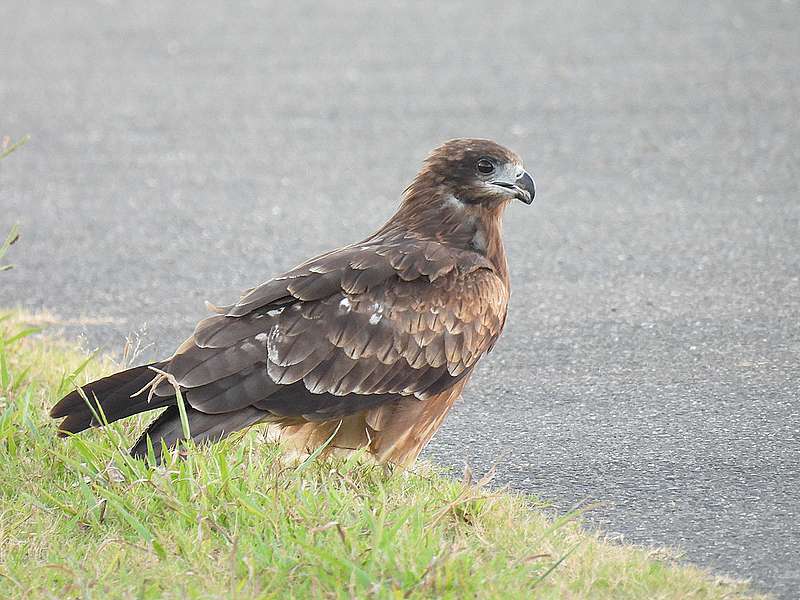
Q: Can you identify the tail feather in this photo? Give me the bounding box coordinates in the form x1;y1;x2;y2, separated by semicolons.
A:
130;404;266;459
52;361;269;460
51;362;170;435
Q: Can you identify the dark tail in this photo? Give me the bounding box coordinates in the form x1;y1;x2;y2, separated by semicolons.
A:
50;362;173;435
129;404;266;459
51;362;265;460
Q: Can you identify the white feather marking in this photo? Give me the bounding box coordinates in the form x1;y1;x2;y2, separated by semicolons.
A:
339;297;352;312
267;326;282;358
471;229;487;252
444;194;464;209
369;313;383;325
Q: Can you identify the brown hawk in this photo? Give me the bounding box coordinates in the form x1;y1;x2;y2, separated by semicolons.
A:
51;138;536;466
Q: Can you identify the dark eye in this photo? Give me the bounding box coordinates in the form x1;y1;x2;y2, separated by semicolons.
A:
476;158;495;175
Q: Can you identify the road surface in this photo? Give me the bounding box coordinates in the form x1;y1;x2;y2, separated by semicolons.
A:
1;1;798;596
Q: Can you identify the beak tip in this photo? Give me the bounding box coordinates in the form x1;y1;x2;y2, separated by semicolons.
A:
517;171;536;204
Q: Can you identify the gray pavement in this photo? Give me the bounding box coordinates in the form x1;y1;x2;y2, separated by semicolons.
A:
1;1;798;596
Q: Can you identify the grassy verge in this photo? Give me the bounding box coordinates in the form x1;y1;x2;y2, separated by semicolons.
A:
0;311;763;599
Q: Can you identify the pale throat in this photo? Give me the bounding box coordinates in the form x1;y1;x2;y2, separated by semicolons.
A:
442;194;501;256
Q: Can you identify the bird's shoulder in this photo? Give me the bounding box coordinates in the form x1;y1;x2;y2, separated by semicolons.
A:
226;238;507;319
167;239;508;400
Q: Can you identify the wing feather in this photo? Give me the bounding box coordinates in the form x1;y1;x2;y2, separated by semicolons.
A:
186;364;279;413
168;335;267;388
152;239;506;425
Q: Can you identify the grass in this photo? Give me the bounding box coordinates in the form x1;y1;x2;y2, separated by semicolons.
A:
0;225;20;273
1;134;28;272
0;311;765;599
0;134;29;161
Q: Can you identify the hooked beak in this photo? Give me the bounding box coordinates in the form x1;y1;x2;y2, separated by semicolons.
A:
491;170;536;204
515;170;536;204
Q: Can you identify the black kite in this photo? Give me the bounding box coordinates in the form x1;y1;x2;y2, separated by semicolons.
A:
51;138;536;465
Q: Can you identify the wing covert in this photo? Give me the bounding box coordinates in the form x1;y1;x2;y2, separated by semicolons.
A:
156;240;508;417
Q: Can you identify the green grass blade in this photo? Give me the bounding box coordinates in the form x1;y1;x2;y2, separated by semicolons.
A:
0;135;29;160
294;419;342;474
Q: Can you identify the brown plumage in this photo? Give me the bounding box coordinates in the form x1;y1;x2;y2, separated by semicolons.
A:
51;138;536;466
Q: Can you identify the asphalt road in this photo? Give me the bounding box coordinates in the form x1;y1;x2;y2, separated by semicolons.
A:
2;1;798;596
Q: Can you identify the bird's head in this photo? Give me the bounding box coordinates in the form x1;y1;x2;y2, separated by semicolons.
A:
406;138;535;209
379;138;535;274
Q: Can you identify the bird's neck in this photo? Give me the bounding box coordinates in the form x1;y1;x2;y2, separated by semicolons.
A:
477;209;510;285
377;191;510;286
464;205;509;286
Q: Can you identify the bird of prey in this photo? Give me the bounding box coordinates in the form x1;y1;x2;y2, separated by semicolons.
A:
51;138;535;466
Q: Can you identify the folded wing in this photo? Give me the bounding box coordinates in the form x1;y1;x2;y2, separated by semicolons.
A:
153;239;508;425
